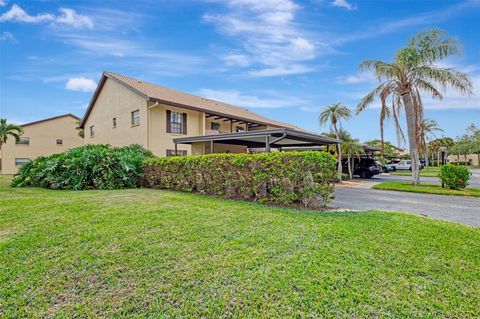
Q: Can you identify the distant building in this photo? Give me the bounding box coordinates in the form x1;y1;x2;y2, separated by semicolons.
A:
0;114;83;174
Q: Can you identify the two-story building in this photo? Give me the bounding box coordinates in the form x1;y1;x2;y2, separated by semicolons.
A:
79;72;339;156
0;114;84;174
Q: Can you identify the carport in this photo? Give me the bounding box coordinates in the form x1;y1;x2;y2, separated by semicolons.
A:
173;128;341;154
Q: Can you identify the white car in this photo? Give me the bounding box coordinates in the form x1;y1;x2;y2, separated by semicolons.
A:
396;160;422;171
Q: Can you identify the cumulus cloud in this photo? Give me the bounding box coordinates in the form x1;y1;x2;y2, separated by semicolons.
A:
65;77;97;92
204;0;318;76
332;0;355;10
0;0;8;7
0;4;93;29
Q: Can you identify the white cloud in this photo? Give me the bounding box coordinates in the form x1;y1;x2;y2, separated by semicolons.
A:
56;8;93;29
204;0;318;76
0;4;93;29
65;77;97;92
0;31;15;41
335;72;375;84
0;4;54;23
197;88;310;109
221;53;251;67
332;0;355;10
0;0;8;7
248;64;316;77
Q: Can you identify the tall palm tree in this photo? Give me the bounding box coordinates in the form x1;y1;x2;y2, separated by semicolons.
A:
0;118;24;152
357;29;473;185
319;103;351;181
420;118;443;167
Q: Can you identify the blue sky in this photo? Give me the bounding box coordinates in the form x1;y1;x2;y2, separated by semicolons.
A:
0;0;479;146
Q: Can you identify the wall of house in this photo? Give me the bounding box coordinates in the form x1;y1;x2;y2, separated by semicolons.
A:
83;78;149;148
190;141;247;155
447;154;480;165
0;116;83;174
205;118;248;134
148;103;204;157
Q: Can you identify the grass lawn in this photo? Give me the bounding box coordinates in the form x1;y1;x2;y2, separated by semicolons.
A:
373;181;480;197
1;175;479;318
390;171;439;177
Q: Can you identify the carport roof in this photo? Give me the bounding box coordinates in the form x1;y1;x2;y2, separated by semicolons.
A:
174;128;341;148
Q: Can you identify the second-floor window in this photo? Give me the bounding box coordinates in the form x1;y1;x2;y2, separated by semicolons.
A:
113;117;117;128
211;122;221;131
166;110;187;134
131;110;140;126
56;139;63;145
90;125;95;137
16;137;30;145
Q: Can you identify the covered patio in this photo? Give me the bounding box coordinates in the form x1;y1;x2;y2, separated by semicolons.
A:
173;128;341;155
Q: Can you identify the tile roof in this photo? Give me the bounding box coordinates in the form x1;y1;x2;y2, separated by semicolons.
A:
91;71;299;129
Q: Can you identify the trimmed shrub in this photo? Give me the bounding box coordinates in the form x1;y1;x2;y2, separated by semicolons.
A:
12;144;153;190
143;151;337;208
439;164;471;190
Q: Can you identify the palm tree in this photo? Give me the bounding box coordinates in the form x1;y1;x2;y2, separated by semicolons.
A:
420;118;443;167
0;118;24;152
319;103;351;181
357;29;473;185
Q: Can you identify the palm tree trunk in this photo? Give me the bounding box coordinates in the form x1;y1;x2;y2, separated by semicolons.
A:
347;155;353;179
401;93;421;186
333;123;342;181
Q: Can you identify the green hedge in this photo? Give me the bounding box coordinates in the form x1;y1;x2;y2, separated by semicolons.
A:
12;144;153;190
143;151;337;208
439;164;471;190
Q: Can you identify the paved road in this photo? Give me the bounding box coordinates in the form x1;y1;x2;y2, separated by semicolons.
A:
334;181;480;227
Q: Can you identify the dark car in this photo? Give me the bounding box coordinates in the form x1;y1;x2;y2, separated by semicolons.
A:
342;158;382;178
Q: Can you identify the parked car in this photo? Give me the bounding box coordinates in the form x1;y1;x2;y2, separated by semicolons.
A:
343;158;382;178
396;160;423;171
384;162;397;172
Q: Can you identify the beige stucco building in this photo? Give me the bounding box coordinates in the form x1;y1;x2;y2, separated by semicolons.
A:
0;114;84;174
80;72;330;157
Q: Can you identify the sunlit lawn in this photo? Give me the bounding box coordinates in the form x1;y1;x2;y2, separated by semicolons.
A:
1;175;479;318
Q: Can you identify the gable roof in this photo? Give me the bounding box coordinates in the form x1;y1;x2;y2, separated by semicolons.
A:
80;71;300;130
21;114;80;128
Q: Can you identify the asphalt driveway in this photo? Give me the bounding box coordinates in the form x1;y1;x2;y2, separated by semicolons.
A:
334;173;480;227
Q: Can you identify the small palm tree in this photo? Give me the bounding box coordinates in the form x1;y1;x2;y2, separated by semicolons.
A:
357;29;473;185
339;130;364;179
319;103;351;181
0;118;23;152
420;118;443;167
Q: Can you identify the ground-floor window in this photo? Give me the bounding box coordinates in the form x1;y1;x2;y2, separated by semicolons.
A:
15;158;30;166
166;150;187;157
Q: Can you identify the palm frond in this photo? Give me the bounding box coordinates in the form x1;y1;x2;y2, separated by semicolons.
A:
414;66;473;95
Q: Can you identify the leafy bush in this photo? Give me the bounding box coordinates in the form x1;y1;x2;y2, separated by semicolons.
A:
143;151;337;208
12;144;153;190
439;164;471;190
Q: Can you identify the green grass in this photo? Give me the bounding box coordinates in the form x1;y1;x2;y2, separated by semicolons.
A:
373;181;480;197
1;175;479;318
390;171;439;177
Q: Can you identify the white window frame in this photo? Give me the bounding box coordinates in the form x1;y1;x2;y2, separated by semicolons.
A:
15;158;30;166
170;111;183;134
16;137;30;145
131;110;140;126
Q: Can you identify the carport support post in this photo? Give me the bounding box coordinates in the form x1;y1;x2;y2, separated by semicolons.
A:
174;143;178;156
210;140;214;154
265;134;270;152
